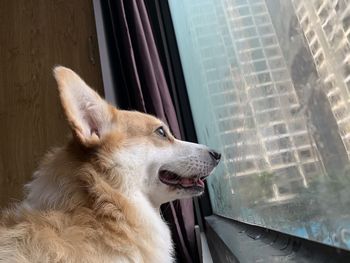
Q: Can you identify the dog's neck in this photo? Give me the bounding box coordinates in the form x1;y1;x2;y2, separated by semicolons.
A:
21;144;174;262
23;143;154;213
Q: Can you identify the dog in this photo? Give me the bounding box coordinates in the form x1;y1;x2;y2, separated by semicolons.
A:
0;67;221;263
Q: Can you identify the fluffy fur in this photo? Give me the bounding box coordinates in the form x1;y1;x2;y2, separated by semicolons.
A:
0;67;220;263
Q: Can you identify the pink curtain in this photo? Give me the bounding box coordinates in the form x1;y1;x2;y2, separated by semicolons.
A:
105;0;197;261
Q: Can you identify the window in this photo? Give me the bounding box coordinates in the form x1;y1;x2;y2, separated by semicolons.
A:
169;0;350;253
343;15;350;32
236;6;250;16
261;36;277;47
251;4;266;15
258;24;273;35
265;47;280;58
269;58;284;69
234;27;257;38
255;14;270;25
306;29;315;42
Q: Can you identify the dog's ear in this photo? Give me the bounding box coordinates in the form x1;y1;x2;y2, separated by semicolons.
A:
53;66;112;147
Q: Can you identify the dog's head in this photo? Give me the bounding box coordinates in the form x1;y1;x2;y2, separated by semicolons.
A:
54;67;220;206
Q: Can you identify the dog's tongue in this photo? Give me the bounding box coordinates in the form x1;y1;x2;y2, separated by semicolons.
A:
159;170;205;188
180;178;204;188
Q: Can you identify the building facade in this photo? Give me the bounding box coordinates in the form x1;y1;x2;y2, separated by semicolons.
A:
185;0;325;201
292;0;350;160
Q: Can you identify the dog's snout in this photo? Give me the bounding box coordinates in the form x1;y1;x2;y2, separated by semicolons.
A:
209;150;221;162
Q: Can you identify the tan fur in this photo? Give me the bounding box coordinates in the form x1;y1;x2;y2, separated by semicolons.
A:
0;67;219;262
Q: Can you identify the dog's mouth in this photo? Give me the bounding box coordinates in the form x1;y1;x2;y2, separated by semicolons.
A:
158;170;207;191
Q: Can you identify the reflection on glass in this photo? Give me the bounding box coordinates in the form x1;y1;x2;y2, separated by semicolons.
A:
169;0;350;250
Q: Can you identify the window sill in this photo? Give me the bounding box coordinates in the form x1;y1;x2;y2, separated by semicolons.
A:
205;215;350;263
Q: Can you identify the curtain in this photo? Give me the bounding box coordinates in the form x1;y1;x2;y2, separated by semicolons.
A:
104;0;197;262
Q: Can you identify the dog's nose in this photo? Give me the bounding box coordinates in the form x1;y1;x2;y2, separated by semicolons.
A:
209;150;221;162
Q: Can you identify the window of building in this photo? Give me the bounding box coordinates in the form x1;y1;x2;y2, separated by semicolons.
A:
234;26;258;38
251;4;266;15
255;14;270;24
261;36;277;47
250;48;265;60
253;60;268;72
272;69;289;82
310;39;320;55
343;15;350;32
299;149;312;159
233;0;248;6
306;29;315;42
256;109;283;125
301;16;310;28
344;63;350;79
318;6;331;24
264;46;280;58
238;16;254;26
237;6;250;16
315;52;325;67
268;58;284;69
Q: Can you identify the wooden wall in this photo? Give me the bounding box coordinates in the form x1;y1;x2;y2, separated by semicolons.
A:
0;0;104;207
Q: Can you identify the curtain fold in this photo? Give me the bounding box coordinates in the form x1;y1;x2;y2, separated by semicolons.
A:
105;0;196;262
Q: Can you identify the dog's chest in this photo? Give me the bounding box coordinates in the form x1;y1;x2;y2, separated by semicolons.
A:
146;217;173;263
108;218;173;263
115;194;174;263
138;198;174;262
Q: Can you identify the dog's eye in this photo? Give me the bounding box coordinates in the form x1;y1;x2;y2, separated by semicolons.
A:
155;127;167;138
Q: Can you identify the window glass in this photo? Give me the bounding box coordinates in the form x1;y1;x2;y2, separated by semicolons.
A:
169;0;350;251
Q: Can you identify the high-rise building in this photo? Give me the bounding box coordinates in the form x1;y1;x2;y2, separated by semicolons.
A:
292;0;350;160
184;0;325;200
